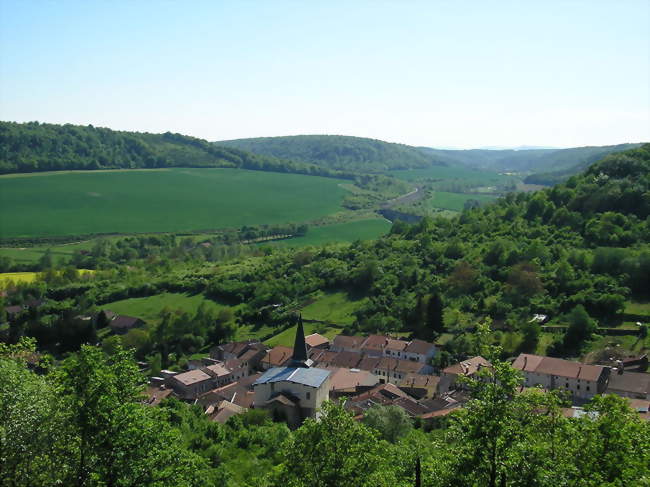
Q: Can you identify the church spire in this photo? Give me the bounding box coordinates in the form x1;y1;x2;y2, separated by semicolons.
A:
290;315;309;367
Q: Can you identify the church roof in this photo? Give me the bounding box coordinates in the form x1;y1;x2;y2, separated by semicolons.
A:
254;366;331;389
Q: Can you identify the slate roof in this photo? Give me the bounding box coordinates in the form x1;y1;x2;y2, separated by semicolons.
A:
606;371;650;396
110;315;142;329
255;366;331;389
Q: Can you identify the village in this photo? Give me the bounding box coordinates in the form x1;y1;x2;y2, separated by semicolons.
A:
145;318;650;428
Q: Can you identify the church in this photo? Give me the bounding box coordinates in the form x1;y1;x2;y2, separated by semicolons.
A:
253;318;331;427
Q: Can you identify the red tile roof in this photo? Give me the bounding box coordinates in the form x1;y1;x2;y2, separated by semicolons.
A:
512;354;606;382
333;335;366;351
262;346;293;367
305;333;329;348
443;356;491;376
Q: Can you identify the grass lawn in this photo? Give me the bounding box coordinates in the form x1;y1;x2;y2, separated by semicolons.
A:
264;322;343;348
102;292;237;324
300;291;366;325
0;168;347;238
266;219;391;248
425;191;497;212
0;240;100;265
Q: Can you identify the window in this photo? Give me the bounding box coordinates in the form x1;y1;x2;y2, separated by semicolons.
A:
577;385;580;390
306;392;311;400
586;386;590;391
565;383;569;388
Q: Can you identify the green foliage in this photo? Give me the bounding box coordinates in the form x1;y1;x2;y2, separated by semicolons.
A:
217;134;446;172
361;404;413;443
0;342;209;487
273;401;399;487
0;121;355;179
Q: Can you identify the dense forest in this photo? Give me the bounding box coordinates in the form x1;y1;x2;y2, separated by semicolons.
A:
0;122;354;179
216;135;447;171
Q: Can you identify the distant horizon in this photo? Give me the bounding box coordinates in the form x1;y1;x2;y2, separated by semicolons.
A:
2;118;646;152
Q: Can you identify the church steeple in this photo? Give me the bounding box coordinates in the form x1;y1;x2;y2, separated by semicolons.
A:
290;315;309;367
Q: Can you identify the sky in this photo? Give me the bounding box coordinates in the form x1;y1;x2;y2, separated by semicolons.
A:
1;0;649;148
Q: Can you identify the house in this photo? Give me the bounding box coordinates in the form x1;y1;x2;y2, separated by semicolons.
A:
203;363;233;387
305;333;330;350
605;369;650;400
253;320;331;428
205;400;246;423
210;340;267;373
512;353;609;401
331;335;366;353
360;334;392;357
398;373;440;399
383;338;409;359
4;305;23;320
260;345;294;370
403;339;437;363
309;349;338;366
439;356;491;393
373;357;433;384
199;373;261;410
168;369;215;399
109;315;144;334
324;367;379;395
328;351;363;369
344;382;430;417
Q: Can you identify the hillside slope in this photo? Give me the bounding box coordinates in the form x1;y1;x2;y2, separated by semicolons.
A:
418;143;642;175
0;121;350;178
215;134;447;171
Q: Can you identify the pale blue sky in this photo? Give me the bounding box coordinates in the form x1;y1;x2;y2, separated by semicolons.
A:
1;0;648;148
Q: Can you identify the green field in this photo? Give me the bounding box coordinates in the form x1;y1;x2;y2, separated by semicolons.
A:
101;292;236;324
0;270;95;287
0;240;99;265
300;291;365;325
264;322;343;348
266;219;391;247
390;165;513;186
426;191;497;212
0;168;347;238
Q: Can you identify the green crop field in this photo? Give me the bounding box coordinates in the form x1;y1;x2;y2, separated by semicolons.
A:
101;292;237;324
0;168;347;238
0;240;100;265
426;191;497;212
266;219;391;247
390;165;513;186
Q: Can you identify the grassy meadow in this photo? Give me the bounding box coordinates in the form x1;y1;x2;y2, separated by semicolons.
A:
300;291;365;325
101;292;238;324
264;219;391;247
425;191;498;212
390;165;514;186
0;168;347;238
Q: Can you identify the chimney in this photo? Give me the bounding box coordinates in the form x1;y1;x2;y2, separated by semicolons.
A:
523;356;528;370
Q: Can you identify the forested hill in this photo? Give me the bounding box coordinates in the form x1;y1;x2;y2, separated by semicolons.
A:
0;121;352;178
215;134;447;171
205;144;649;345
418;143;642;177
